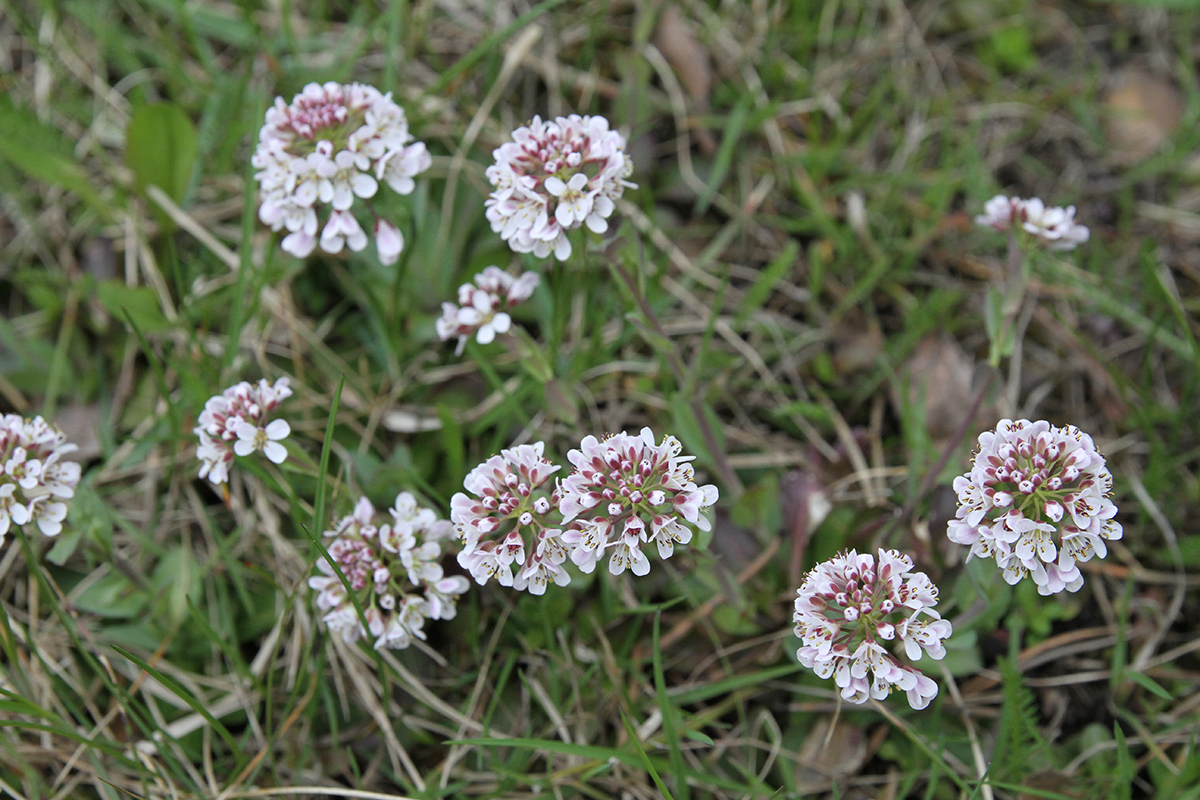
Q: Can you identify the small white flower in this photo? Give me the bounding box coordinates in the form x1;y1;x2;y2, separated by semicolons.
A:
233;419;291;464
375;220;404;265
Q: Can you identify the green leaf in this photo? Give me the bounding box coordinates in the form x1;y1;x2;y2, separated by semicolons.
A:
0;95;112;219
125;102;197;230
95;280;172;334
1126;670;1174;701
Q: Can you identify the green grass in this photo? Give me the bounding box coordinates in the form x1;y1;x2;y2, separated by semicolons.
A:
2;0;1199;798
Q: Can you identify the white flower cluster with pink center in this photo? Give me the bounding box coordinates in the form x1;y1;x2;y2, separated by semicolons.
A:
558;428;718;578
452;442;568;595
948;419;1121;596
309;493;469;650
436;266;540;355
450;431;719;594
253;81;431;263
975;195;1090;251
793;549;950;710
194;378;292;485
0;415;81;544
485;114;635;261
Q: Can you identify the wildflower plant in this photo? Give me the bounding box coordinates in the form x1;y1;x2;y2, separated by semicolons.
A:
452;442;567;594
485;114;635;261
436;266;540;355
309;493;468;650
253;81;431;262
451;430;718;594
558;428;719;577
195;378;293;485
975;195;1090;251
793;549;951;710
948;419;1122;595
0;415;81;543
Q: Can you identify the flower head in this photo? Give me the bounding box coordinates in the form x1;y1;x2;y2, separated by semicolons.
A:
975;195;1090;251
948;419;1121;595
436;267;540;355
309;493;467;650
794;549;951;710
451;442;568;594
557;428;718;578
485;114;635;261
253;82;431;262
0;415;81;545
194;378;293;485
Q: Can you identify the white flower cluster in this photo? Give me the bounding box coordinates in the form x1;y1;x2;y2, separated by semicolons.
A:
485;114;635;261
253;81;431;262
558;428;719;578
451;431;718;595
975;195;1090;251
195;378;292;485
793;549;950;710
948;419;1122;595
309;493;469;650
436;266;540;355
0;415;81;543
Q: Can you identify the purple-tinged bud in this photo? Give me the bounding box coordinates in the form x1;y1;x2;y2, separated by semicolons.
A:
1047;476;1062;490
519;511;534;526
1018;480;1034;494
844;606;859;622
533;497;551;514
608;502;623;517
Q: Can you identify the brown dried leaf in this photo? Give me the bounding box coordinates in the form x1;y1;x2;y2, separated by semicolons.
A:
654;4;716;154
892;334;987;447
55;403;104;461
654;5;712;108
1104;68;1182;165
793;717;868;792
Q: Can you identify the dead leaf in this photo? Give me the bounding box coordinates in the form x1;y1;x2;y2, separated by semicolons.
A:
654;5;716;154
793;717;868;793
831;322;883;375
54;403;104;461
892;334;991;447
1103;68;1182;165
780;467;831;587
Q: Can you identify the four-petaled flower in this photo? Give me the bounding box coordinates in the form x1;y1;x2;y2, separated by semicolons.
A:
794;549;951;710
308;492;468;651
485;114;634;261
948;419;1121;595
253;81;430;263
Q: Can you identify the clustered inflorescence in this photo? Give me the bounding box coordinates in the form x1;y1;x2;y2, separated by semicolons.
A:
435;266;541;355
485;114;635;261
451;430;719;594
793;549;952;710
0;415;81;544
309;493;469;651
975;195;1090;251
253;81;430;262
948;419;1122;595
558;428;719;577
194;378;293;485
